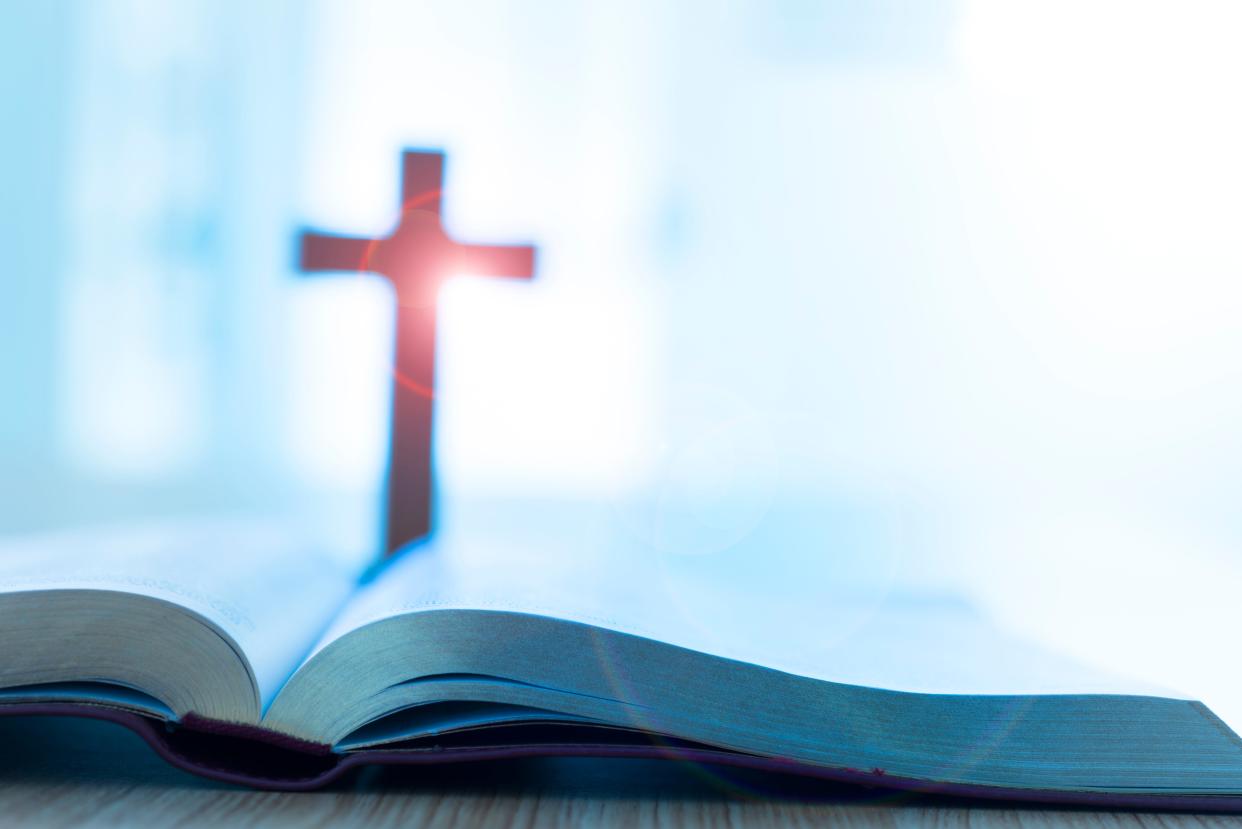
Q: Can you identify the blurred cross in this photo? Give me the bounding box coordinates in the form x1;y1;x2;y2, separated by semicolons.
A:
299;150;536;556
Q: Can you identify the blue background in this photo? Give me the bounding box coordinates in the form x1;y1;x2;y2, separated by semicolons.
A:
4;0;1242;716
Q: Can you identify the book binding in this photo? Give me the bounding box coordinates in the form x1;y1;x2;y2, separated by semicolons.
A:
6;702;1242;811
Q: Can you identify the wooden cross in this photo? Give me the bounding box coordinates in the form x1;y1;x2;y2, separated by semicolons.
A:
299;150;536;556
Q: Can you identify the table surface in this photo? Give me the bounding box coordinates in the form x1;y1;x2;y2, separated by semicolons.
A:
2;716;1238;828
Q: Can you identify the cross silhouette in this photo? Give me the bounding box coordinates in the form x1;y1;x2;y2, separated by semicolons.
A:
299;150;536;556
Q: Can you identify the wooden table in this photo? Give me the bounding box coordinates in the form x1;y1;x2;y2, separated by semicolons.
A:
2;716;1237;828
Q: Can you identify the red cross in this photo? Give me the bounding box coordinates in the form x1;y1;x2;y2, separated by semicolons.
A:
299;150;536;556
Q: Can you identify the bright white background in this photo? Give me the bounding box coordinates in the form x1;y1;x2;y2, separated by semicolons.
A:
3;0;1242;723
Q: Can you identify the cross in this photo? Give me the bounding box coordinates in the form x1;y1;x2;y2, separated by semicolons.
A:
299;150;536;556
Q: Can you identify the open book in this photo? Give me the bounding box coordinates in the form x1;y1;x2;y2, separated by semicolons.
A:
3;501;1242;808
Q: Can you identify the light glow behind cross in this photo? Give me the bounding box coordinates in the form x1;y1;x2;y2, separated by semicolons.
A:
299;150;536;557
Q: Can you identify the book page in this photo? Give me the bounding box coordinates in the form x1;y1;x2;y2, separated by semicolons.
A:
0;517;359;710
306;498;1171;699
